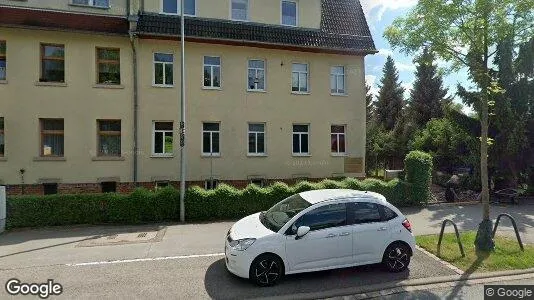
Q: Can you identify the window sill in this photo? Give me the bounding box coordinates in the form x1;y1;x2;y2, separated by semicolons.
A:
92;156;125;161
331;93;348;97
152;84;174;88
93;84;124;89
247;89;267;93
0;157;7;162
69;3;111;9
202;86;222;91
35;81;67;87
159;12;196;17
0;80;7;84
291;91;311;95
33;156;66;161
247;153;268;157
331;153;348;157
201;153;221;158
292;153;311;157
151;155;174;158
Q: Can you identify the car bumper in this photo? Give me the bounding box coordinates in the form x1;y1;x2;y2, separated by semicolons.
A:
225;241;254;279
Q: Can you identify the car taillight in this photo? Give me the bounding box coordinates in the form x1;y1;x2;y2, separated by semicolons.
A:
402;219;412;232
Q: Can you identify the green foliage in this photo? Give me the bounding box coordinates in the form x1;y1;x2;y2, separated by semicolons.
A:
404;151;433;205
375;56;405;131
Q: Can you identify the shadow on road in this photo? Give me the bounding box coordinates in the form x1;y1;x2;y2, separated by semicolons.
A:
204;259;410;300
445;250;489;300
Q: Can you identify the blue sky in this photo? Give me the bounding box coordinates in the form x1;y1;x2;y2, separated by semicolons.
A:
360;0;473;113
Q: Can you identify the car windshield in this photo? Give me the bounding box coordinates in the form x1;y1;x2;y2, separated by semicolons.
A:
260;194;311;232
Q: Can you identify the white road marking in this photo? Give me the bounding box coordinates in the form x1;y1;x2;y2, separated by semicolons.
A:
67;253;225;267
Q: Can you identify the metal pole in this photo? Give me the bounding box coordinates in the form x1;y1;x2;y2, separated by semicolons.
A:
179;0;186;223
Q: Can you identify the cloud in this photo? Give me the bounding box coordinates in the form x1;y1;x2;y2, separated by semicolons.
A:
377;48;393;57
402;80;414;99
360;0;417;22
395;62;416;72
365;75;379;96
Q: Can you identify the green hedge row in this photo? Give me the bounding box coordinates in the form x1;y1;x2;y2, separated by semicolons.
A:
6;177;416;229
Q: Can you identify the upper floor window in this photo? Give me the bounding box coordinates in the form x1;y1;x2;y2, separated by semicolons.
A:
40;119;64;157
0;41;6;80
292;63;308;93
96;48;120;85
40;44;65;83
0;117;4;157
248;60;265;91
97;120;121;157
330;66;345;95
203;56;221;88
231;0;249;21
163;0;196;15
153;121;174;156
154;53;174;86
281;0;297;26
72;0;110;8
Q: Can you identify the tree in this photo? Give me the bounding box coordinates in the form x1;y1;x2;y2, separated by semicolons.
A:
410;48;451;127
375;56;405;130
366;84;374;124
385;0;534;251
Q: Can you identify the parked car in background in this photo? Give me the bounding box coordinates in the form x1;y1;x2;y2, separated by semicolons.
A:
225;189;415;286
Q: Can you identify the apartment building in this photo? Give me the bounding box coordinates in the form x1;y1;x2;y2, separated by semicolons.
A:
0;0;376;195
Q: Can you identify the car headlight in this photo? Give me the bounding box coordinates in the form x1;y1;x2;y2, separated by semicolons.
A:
229;238;256;251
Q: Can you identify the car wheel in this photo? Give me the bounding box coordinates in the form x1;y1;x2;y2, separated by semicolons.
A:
383;242;411;272
249;254;284;287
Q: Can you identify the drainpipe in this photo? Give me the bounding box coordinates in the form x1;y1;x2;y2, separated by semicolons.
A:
128;0;139;185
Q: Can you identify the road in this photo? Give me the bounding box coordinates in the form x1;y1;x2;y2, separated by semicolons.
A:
0;203;532;299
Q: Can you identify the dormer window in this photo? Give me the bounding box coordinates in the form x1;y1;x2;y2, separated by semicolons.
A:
72;0;110;8
231;0;249;21
162;0;196;16
281;0;297;26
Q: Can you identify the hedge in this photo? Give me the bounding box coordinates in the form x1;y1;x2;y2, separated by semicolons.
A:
405;150;433;205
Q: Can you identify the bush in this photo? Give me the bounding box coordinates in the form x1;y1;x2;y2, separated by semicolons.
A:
405;150;433;205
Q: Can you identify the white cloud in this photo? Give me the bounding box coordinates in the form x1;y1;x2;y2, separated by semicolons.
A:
360;0;417;22
395;62;416;72
377;48;393;57
402;80;414;99
365;75;379;96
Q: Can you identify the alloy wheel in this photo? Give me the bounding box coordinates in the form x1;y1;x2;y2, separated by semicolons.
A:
254;259;280;285
386;246;409;271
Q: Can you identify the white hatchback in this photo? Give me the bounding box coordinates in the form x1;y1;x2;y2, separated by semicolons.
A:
224;189;415;286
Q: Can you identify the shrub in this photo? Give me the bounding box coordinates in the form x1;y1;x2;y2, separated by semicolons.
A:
405;150;433;205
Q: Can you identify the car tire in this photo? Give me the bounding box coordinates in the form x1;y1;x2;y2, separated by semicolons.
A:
382;242;411;272
249;254;284;287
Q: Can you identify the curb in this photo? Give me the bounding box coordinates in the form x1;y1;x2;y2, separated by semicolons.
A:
415;245;464;275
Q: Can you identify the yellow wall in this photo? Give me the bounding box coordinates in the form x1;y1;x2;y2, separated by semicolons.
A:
0;0;129;16
0;27;366;185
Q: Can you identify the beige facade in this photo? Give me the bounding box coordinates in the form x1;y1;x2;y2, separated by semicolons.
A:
0;0;373;191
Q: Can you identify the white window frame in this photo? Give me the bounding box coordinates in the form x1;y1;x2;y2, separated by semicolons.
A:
247;123;266;156
292;124;310;156
292;63;309;93
71;0;110;8
231;0;249;21
247;59;266;91
281;0;298;27
330;66;346;95
161;0;196;16
202;122;221;156
204;179;219;190
203;56;221;89
153;53;174;87
331;125;346;156
152;121;174;157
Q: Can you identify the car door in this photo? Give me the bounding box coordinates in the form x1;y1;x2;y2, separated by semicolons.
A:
349;201;391;264
285;203;353;272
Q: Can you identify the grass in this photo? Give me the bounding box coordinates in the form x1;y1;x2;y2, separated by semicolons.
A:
416;231;534;272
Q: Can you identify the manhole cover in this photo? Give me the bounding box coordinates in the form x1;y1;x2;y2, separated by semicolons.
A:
77;227;166;247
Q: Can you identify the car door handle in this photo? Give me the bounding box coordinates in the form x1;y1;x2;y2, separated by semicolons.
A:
325;233;337;238
377;227;388;231
339;232;351;236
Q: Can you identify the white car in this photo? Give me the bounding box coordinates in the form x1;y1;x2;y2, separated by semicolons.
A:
224;189;415;286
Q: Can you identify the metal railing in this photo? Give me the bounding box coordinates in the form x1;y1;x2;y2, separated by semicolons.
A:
492;213;524;251
437;219;465;257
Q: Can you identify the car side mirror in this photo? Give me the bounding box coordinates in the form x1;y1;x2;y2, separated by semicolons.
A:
295;226;310;240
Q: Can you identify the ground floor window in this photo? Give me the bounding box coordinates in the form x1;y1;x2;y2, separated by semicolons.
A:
43;183;58;195
101;181;117;193
205;179;218;190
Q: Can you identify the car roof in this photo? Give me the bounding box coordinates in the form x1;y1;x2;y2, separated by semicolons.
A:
299;189;387;205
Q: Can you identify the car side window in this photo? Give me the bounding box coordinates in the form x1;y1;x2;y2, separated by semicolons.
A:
350;202;382;224
380;205;398;221
292;203;347;233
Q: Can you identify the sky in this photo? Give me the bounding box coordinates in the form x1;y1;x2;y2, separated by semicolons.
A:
359;0;474;114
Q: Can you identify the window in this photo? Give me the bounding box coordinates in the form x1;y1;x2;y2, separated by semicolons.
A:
96;48;120;85
72;0;109;7
294;203;346;232
162;0;196;15
154;53;174;86
0;41;6;80
155;181;170;189
153;122;173;156
292;63;308;92
292;124;309;155
248;123;265;155
97;120;121;156
331;125;346;154
330;66;345;94
0;117;4;156
202;122;220;155
381;205;398;221
101;181;117;193
281;0;297;26
40;44;64;82
350;202;382;224
203;56;221;88
250;178;265;187
43;183;58;195
40;119;64;157
231;0;248;20
248;60;265;91
205;179;218;190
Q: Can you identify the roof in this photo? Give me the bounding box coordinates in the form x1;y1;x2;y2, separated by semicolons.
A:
299;189;386;204
136;0;376;54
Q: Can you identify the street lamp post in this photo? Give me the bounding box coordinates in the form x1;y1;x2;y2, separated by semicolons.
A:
179;0;186;223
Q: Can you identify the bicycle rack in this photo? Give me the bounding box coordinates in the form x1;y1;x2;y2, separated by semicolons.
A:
437;219;465;257
492;213;524;251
